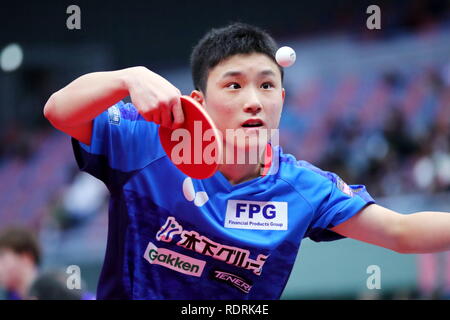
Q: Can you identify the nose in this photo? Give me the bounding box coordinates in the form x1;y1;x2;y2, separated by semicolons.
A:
243;89;263;114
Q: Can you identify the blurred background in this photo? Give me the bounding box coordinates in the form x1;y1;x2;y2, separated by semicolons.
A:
0;0;449;299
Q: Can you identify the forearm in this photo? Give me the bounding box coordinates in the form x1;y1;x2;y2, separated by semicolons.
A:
43;69;130;128
399;211;450;253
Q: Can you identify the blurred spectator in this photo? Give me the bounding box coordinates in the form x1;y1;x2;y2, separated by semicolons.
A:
51;171;108;231
28;269;95;300
441;60;450;87
382;107;418;161
318;75;450;198
0;121;35;161
0;227;40;300
417;252;450;299
0;227;95;300
62;172;108;227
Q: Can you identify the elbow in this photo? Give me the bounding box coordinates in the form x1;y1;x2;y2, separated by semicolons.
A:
43;93;56;121
392;240;412;254
394;242;416;255
43;92;63;128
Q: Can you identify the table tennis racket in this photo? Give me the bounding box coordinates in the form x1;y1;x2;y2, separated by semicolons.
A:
159;95;222;179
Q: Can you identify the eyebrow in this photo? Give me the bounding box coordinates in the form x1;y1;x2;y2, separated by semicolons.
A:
220;69;276;79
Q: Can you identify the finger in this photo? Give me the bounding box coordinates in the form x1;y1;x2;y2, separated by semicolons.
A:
171;97;185;129
133;100;153;122
160;103;173;128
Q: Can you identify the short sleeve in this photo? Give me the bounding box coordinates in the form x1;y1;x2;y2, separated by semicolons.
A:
300;163;375;242
72;101;165;190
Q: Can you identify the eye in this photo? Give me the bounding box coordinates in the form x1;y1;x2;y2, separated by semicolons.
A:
261;82;274;89
226;82;241;89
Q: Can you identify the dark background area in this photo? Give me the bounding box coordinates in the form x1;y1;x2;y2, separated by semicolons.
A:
1;0;448;137
2;0;448;69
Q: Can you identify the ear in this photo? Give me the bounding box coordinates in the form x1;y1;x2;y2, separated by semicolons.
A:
282;88;286;102
190;90;205;106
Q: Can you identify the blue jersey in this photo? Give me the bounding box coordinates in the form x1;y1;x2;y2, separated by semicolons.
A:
71;101;375;300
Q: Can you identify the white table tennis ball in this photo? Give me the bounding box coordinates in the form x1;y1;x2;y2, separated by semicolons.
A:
276;46;296;67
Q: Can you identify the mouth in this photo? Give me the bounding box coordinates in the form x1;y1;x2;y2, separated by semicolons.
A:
241;119;264;128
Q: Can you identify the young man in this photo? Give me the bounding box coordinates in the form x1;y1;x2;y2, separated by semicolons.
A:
43;23;450;299
0;227;40;300
0;227;95;300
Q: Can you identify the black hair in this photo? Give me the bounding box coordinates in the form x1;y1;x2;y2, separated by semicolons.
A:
190;22;284;94
0;227;41;266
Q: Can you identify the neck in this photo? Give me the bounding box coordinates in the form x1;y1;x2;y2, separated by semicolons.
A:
218;144;267;185
219;163;262;185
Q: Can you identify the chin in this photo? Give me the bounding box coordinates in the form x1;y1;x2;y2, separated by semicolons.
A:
222;140;265;165
237;141;260;152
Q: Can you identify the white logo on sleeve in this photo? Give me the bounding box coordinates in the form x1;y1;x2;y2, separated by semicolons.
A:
225;200;288;230
107;105;121;125
182;177;209;207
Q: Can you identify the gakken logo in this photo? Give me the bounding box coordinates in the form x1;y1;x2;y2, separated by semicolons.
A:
143;242;206;277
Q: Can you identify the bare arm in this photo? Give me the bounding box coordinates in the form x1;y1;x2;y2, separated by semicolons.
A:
396;211;450;253
330;204;405;252
43;69;128;144
43;66;184;145
330;204;450;254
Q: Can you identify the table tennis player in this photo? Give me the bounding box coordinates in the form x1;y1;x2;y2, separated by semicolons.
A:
43;22;450;300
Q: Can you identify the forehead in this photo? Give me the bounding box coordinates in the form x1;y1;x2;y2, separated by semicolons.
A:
0;247;15;258
208;53;281;80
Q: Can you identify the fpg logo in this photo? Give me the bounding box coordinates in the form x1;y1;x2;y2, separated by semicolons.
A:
236;203;276;219
225;200;288;231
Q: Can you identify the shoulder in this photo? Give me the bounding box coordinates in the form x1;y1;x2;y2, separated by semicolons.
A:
275;146;336;187
274;146;375;205
99;100;159;140
269;147;343;210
